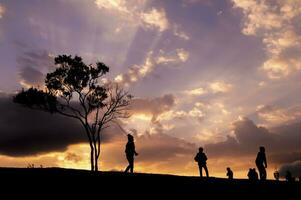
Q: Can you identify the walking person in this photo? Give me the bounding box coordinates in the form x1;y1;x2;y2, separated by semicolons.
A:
124;134;139;173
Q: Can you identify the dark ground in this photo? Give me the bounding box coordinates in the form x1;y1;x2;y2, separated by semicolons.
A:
0;167;299;198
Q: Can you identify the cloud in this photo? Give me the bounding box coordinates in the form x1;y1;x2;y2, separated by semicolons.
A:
94;0;190;40
95;0;131;14
64;152;82;163
270;152;301;164
279;160;301;177
256;105;301;127
232;0;301;79
0;4;5;19
136;132;196;162
95;0;169;32
209;81;232;93
185;87;207;96
19;67;44;88
140;8;169;32
16;47;54;88
205;117;301;164
176;48;190;62
205;117;272;157
184;81;232;97
130;94;176;122
0;94;121;156
173;25;190;40
114;49;189;86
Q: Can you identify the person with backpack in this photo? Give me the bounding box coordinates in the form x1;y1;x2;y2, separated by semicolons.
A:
194;147;209;177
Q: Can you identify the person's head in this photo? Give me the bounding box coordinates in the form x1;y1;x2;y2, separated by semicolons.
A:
199;147;203;152
227;167;231;171
127;134;134;142
259;146;265;153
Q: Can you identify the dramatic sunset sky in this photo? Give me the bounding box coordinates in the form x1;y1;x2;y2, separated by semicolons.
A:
0;0;301;178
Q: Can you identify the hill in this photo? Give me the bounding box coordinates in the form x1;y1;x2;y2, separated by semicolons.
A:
0;167;299;198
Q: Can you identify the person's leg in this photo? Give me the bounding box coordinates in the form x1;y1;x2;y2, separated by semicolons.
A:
256;165;262;180
257;165;265;180
130;157;134;173
204;165;209;177
125;165;130;173
198;165;203;177
125;155;131;173
262;168;267;180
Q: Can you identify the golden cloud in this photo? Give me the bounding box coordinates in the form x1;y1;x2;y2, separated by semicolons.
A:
209;81;232;93
140;8;169;32
256;104;301;127
94;0;190;41
232;0;301;79
185;87;207;96
95;0;169;32
114;49;189;86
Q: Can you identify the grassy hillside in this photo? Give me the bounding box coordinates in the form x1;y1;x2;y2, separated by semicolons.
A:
0;167;299;198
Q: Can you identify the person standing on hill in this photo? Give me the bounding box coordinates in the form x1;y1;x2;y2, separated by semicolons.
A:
194;147;209;177
255;146;267;180
124;134;139;173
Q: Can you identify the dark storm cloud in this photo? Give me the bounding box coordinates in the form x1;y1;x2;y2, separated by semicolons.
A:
136;132;196;163
279;161;301;178
18;66;44;87
270;152;301;164
205;117;301;165
0;93;120;156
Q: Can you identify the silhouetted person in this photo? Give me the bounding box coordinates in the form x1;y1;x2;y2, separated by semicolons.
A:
248;168;259;181
285;171;293;182
124;134;138;173
256;146;267;180
226;167;233;180
274;170;280;181
194;147;209;177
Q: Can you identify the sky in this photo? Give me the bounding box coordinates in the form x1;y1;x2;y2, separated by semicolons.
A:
0;0;301;179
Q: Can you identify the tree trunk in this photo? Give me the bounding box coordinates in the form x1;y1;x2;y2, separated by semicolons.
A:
94;141;98;171
90;147;95;171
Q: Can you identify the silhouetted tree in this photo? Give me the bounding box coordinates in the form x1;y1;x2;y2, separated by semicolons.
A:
14;55;132;171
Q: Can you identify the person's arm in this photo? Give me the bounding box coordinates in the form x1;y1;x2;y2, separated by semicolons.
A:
194;154;198;162
264;154;267;168
134;143;138;156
